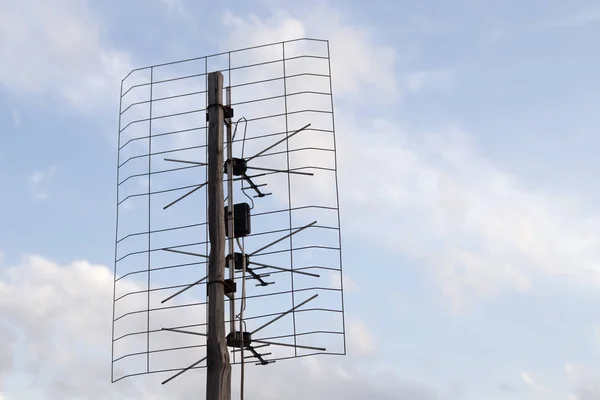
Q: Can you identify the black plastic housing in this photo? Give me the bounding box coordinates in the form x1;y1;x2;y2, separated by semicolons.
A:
224;202;251;238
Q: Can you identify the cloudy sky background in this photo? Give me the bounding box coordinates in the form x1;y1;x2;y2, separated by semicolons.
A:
2;0;600;399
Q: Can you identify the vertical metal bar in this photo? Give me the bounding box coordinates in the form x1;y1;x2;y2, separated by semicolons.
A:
326;40;347;354
147;66;154;372
226;53;236;338
282;41;298;356
206;70;231;400
111;78;125;383
204;56;209;346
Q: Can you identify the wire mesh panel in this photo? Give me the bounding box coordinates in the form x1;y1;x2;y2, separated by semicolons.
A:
112;38;345;384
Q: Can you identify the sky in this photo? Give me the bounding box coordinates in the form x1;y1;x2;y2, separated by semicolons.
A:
2;0;600;399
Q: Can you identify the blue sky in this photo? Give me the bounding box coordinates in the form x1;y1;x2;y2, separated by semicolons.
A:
2;0;600;399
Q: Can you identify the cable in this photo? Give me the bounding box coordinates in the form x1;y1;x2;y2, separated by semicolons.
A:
236;237;248;319
240;118;249;158
241;185;255;210
236;236;248;400
232;117;248;141
228;116;251;399
239;117;255;210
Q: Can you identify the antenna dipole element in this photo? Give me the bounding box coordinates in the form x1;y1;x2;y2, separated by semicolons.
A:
206;71;232;400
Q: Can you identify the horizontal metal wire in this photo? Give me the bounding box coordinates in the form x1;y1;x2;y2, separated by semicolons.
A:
115;265;341;302
119;125;206;151
116;260;207;282
121;51;329;94
119;96;334;154
116;248;339;284
117;221;208;244
117;205;338;243
119;138;334;171
113;342;208;363
121;89;208;115
253;245;341;258
120;107;205;133
122;72;206;98
122;38;327;80
113;346;344;383
229;72;329;90
116;206;338;249
117;164;330;205
117;175;249;205
117;242;340;268
119;107;333;156
229;90;331;108
114;310;342;344
113;351;346;383
116;222;338;262
120;70;331;131
114;286;341;322
117;163;202;187
117;212;337;244
114;330;343;367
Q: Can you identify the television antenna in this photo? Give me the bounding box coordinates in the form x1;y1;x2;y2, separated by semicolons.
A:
112;38;346;399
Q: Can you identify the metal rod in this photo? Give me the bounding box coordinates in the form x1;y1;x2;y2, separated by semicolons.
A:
245;123;311;162
225;85;236;335
203;53;210;384
251;339;326;352
245;166;314;176
161;327;208;337
251;294;318;335
161;275;208;304
244;266;269;286
162;357;207;385
163;182;207;210
327;39;348;356
282;43;299;356
241;174;266;197
249;261;320;278
111;78;124;384
164;158;207;166
249;221;317;256
162;248;209;258
147;66;154;373
231;344;270;352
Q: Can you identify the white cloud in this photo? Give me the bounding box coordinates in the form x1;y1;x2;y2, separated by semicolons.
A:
521;370;542;390
331;115;600;309
508;365;600;399
342;274;359;292
28;166;57;201
0;254;434;399
217;8;600;308
113;3;600;318
221;7;399;101
565;363;600;400
0;0;132;112
347;320;376;356
327;272;359;292
405;70;455;93
157;0;189;19
0;324;15;376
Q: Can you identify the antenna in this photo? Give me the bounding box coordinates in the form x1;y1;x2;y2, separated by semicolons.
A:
111;38;346;399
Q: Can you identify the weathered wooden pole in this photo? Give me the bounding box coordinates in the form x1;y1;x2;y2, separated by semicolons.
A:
206;71;231;400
